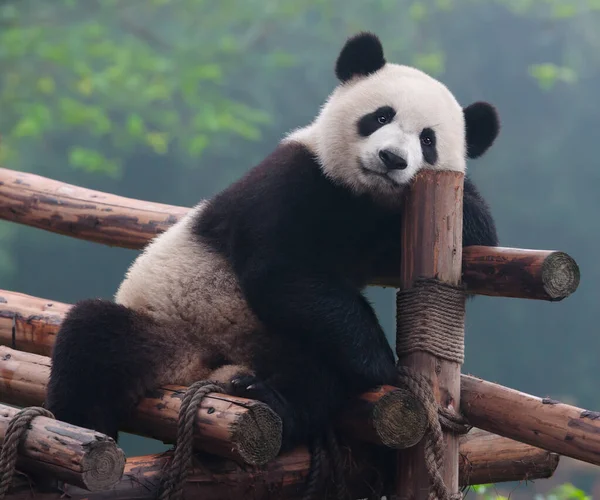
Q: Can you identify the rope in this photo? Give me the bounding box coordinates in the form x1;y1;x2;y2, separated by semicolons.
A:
302;428;348;500
396;278;466;364
157;381;223;500
395;277;471;500
0;407;55;499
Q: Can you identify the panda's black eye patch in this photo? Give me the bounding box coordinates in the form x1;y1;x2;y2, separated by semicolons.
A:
357;106;396;137
420;128;438;165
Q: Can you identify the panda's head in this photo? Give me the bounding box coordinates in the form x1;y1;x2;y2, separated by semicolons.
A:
286;32;500;205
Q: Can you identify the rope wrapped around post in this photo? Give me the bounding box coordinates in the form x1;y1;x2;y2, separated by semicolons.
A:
396;278;471;500
0;406;55;499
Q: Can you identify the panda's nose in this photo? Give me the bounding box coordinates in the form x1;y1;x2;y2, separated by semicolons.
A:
378;149;408;170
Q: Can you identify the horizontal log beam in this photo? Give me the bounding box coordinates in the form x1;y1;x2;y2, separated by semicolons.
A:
0;403;125;491
0;445;391;500
461;374;600;467
0;167;188;248
0;347;428;457
459;428;559;486
0;168;579;301
4;429;560;500
0;347;282;466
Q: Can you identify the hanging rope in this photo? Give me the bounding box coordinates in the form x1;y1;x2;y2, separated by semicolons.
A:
0;406;55;500
157;380;224;500
302;427;349;500
396;277;471;500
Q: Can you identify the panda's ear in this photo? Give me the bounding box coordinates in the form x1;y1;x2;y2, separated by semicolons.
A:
463;102;500;159
335;32;386;83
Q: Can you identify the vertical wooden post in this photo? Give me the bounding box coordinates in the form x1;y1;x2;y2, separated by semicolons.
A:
394;170;465;499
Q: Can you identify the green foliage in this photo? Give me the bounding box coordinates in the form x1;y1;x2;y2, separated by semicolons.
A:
470;482;591;500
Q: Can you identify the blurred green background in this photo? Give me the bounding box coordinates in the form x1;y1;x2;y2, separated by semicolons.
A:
1;1;599;497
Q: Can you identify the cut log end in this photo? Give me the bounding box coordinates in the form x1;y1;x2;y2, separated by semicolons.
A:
80;439;126;491
372;387;427;449
230;400;283;465
542;251;580;300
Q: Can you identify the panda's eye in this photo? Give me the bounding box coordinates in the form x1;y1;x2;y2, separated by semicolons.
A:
377;115;388;125
421;136;432;146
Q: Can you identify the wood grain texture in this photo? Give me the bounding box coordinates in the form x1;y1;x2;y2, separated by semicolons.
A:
0;290;70;356
459;428;559;486
0;347;282;466
0;347;428;457
458;246;580;301
395;170;465;499
5;445;394;500
3;432;559;499
0;403;125;491
0;168;579;301
0;167;188;249
461;374;600;467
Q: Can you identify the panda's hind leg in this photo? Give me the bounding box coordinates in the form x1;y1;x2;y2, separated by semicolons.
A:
46;299;178;440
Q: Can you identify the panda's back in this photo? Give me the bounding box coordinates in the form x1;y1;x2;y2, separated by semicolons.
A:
114;202;262;345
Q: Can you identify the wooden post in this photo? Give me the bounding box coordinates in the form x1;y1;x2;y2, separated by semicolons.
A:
395;170;465;499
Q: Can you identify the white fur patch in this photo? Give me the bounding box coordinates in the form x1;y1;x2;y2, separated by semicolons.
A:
115;203;263;382
284;63;467;205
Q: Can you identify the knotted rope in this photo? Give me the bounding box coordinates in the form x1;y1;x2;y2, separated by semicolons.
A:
0;406;55;499
396;277;471;500
157;381;223;500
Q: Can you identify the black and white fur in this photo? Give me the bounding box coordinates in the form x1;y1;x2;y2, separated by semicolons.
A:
46;32;499;452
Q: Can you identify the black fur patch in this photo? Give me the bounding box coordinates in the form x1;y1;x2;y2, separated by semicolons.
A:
335;32;386;83
357;106;396;137
46;299;172;440
464;102;500;159
420;127;438;165
195;140;498;451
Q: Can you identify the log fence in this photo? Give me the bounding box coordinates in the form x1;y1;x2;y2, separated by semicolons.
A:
0;166;589;500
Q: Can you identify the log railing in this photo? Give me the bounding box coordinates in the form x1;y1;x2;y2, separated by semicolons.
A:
0;167;580;301
0;165;589;499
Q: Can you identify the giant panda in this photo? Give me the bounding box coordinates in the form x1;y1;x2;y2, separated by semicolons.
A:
46;32;500;453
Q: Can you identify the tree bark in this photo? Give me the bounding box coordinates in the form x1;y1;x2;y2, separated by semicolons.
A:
0;347;429;459
394;170;465;499
0;168;579;301
461;374;600;467
0;404;125;491
459;428;559;486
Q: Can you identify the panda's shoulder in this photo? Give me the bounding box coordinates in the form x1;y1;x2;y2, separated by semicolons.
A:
199;141;337;226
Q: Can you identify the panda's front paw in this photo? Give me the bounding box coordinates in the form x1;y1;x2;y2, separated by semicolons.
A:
228;374;285;411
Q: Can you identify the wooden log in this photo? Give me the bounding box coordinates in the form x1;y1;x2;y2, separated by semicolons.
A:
373;245;580;301
394;170;465;499
0;167;189;249
0;168;579;301
0;347;282;466
459;428;559;486
460;246;580;301
339;384;427;450
0;347;428;457
0;403;125;491
3;444;394;500
461;374;600;467
4;431;561;500
0;290;70;357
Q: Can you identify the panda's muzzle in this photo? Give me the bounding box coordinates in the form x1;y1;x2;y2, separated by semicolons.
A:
378;149;408;170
